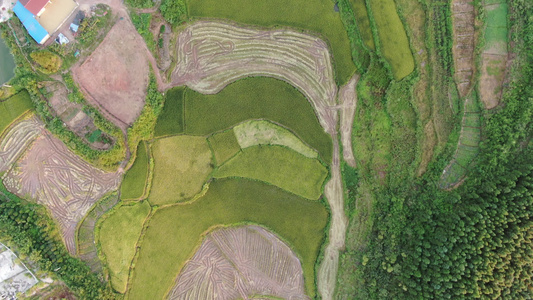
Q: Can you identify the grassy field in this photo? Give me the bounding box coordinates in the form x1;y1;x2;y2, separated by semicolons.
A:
121;141;149;200
214;145;328;200
149;135;213;205
484;3;508;54
184;77;332;162
0;90;33;136
207;129;241;165
98;201;151;293
127;178;328;299
186;0;355;84
368;0;414;80
234;120;318;159
349;0;375;49
154;87;185;137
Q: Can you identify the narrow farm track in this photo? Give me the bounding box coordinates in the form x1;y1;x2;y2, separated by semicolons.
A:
451;0;476;97
338;74;359;168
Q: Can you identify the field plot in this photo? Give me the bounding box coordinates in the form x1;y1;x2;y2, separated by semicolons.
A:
186;0;355;84
207;130;240;165
214;145;328;200
154;87;185;138
3;131;120;254
0;90;33;135
451;0;475;97
349;0;375;49
184;77;332;162
0;244;38;299
479;1;508;109
149;135;212;205
169;225;308;300
0;116;43;173
77;193;119;273
121;141;149;200
339;74;359;167
127;178;328;300
234;120;318;159
74;20;150;127
440;94;481;189
368;0;414;80
99;201;151;293
172;20;338;135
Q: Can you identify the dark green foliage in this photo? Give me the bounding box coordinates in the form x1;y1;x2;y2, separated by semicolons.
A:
159;0;187;25
130;13;156;53
125;0;153;9
154;87;184;137
0;184;115;299
337;0;371;73
341;162;359;216
429;0;454;75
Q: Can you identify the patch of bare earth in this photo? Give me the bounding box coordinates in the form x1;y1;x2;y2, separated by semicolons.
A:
171;20;338;135
169;225;308;300
338;74;359;168
3;131;120;254
0;115;43;172
451;0;475;97
73;19;150;129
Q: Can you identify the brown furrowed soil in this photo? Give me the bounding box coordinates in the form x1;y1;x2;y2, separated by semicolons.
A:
73;19;150;128
338;74;359;168
171;20;338;135
451;0;476;97
0;115;43;173
3;131;120;254
169;225;308;300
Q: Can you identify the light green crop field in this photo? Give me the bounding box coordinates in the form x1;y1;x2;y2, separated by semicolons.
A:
234;120;318;159
214;145;328;200
368;0;414;80
154;87;185;137
484;3;508;54
149;135;213;205
186;0;355;84
0;90;33;135
121;141;149;200
207;129;241;165
184;77;332;162
98;201;151;293
127;178;328;300
349;0;375;49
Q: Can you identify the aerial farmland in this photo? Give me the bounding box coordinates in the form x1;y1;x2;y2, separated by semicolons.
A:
0;0;530;299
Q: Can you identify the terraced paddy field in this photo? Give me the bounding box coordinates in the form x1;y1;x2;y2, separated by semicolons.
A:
207;129;241;165
154;87;185;137
149;135;213;205
214;145;328;200
186;0;355;84
0;90;34;135
121;141;150;200
99;201;151;293
127;178;328;299
368;0;414;80
169;225;308;300
183;77;332;162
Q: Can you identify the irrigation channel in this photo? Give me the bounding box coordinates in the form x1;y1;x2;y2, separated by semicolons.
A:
0;37;15;85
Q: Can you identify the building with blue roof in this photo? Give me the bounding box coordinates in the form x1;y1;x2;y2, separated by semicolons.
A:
13;1;50;44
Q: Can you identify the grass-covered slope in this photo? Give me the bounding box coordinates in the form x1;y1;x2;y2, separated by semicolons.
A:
186;0;356;84
127;178;328;300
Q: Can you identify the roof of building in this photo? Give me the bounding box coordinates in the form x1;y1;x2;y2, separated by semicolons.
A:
13;2;50;44
22;0;49;15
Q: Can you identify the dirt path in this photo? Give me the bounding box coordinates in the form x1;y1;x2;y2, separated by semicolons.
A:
338;74;359;168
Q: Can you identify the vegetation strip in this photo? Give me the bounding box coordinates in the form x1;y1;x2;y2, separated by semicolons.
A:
121;140;150;200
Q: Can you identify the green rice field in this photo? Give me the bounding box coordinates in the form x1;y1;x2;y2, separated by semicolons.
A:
186;0;355;84
127;178;328;300
98;201;151;293
214;145;328;200
121;141;149;200
0;90;33;135
368;0;414;79
207;129;241;165
349;0;375;49
484;3;508;54
154;87;185;137
184;77;332;162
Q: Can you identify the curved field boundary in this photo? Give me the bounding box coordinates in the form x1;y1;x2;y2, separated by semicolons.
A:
172;20;338;135
451;0;476;97
3;131;121;254
169;225;309;300
0;115;43;173
0;90;34;136
439;93;481;189
233;120;318;159
76;193;119;273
